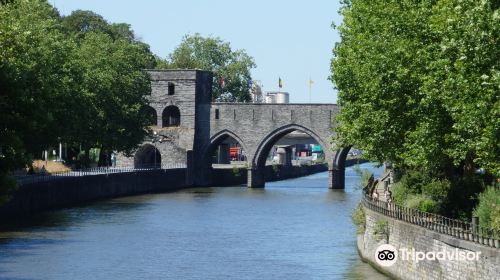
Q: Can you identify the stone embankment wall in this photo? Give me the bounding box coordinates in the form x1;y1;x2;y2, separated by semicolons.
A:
0;169;187;221
359;205;500;280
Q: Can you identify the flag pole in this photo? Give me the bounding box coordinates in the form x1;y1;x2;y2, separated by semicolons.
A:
309;77;312;103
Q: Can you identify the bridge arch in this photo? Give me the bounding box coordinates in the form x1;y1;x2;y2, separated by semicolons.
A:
251;124;331;168
206;129;249;157
197;129;248;186
248;124;335;188
134;144;161;169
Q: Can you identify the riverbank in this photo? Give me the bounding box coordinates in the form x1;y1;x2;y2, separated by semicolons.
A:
357;196;500;280
0;164;332;221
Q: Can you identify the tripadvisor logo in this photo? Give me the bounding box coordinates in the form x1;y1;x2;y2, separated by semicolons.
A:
375;244;397;267
374;244;481;267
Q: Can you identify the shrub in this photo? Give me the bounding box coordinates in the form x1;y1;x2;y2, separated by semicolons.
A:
473;187;500;232
445;175;485;220
404;194;439;213
398;169;432;193
373;219;389;241
392;170;432;206
421;179;451;212
392;181;410;206
352;203;366;233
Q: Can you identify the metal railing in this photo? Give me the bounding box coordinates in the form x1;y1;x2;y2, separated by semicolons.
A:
14;163;187;186
362;194;500;249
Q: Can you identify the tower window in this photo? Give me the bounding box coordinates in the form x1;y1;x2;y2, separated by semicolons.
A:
162;105;180;127
168;82;175;95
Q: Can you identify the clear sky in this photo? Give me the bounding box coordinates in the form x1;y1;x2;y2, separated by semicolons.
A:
53;0;342;104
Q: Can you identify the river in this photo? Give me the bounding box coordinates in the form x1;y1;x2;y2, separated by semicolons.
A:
0;163;389;280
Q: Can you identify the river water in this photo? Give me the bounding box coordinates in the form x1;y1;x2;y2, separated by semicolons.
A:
0;163;389;280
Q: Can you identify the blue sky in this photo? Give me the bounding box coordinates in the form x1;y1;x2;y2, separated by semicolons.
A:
54;0;342;103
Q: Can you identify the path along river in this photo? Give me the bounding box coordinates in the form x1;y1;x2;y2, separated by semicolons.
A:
0;162;389;280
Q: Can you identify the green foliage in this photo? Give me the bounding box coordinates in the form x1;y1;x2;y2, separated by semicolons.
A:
422;179;451;203
392;170;485;217
352;164;372;190
0;0;156;199
373;219;389;241
404;194;439;213
162;33;256;102
331;0;500;177
392;170;431;206
473;187;500;231
69;30;153;154
360;170;372;188
0;173;17;205
352;203;366;234
445;175;485;220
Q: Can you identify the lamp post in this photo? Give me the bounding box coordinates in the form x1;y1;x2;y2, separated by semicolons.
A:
153;131;157;169
151;131;165;169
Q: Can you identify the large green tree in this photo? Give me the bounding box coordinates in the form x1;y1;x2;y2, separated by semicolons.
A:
62;9;156;159
0;0;157;200
331;0;499;177
163;33;256;102
0;0;76;200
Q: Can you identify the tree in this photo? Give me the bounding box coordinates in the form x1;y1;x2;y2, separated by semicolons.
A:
62;9;157;163
164;33;256;102
70;31;154;157
330;0;499;177
0;0;75;200
0;0;158;201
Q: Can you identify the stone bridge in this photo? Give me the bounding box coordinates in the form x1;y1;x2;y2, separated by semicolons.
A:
117;70;351;188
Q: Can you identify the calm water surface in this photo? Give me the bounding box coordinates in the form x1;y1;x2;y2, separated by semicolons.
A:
0;163;389;280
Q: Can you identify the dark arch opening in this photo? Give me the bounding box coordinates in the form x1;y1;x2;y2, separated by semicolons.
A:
141;106;157;127
248;125;330;188
134;144;161;169
255;128;325;169
162;106;180;127
210;135;247;165
196;131;247;186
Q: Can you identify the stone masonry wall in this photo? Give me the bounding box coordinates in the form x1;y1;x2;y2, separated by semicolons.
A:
359;206;500;280
0;169;187;221
209;103;339;166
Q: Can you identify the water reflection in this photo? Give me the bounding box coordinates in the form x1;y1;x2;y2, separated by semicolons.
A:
0;162;389;280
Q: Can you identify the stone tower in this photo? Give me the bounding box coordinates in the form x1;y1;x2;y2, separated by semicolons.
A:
116;70;212;179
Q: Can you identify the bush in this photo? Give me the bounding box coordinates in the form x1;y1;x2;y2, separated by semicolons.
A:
473;187;500;232
403;194;439;213
392;170;432;206
352;203;366;233
421;179;451;212
398;170;432;193
392;182;410;206
445;175;486;220
373;219;389;241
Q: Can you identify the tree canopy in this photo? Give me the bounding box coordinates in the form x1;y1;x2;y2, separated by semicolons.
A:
162;33;256;102
0;0;156;200
331;0;499;177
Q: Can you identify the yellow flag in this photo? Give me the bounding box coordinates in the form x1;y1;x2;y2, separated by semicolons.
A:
308;78;314;89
